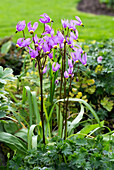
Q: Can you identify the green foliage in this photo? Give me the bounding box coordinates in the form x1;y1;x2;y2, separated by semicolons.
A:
0;39;24;75
0;66;15;118
9;136;114;170
71;39;114;121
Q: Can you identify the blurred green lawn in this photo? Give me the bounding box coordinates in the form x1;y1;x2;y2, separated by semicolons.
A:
0;0;114;42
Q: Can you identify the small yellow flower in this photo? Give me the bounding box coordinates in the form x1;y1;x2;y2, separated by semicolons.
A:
26;72;29;76
72;88;77;92
78;92;82;97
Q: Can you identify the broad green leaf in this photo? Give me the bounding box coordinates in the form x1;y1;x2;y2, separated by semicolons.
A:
0;132;27;153
4;120;19;134
0;66;3;76
15;128;28;142
0;111;6;118
2;68;13;78
77;121;104;137
28;124;38;151
32;135;38;150
24;86;33;125
1;41;12;54
31;91;41;125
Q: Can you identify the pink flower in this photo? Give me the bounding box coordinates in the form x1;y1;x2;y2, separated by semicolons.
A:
42;24;54;36
97;56;103;63
48;52;53;59
55;79;59;86
43;66;47;74
29;48;38;59
27;22;38;34
74;16;84;26
16;21;26;32
68;59;73;68
68;19;76;31
61;19;68;29
64;71;69;79
16;38;31;48
80;52;87;65
52;62;60;72
39;13;52;23
68;67;74;77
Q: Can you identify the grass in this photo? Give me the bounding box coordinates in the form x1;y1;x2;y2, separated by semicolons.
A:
0;0;114;42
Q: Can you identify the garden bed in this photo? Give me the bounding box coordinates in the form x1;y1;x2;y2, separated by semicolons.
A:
77;0;114;16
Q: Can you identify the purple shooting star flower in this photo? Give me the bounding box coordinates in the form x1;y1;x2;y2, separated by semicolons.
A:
64;71;69;79
68;20;76;31
16;20;26;32
74;16;84;26
16;38;31;48
70;30;78;41
16;38;24;48
42;24;54;36
27;21;38;34
97;56;103;63
61;19;68;29
39;13;52;23
68;58;73;68
68;67;74;77
71;49;81;63
80;52;87;65
67;36;74;48
55;79;59;86
42;42;50;54
48;52;53;59
22;38;31;47
33;34;39;47
42;66;47;74
52;62;60;72
29;48;38;59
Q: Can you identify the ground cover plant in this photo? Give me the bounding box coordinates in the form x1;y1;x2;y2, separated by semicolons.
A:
9;136;114;170
0;12;114;169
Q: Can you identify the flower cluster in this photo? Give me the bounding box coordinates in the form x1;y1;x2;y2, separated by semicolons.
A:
16;13;87;80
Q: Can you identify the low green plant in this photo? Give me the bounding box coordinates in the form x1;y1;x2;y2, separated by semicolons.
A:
9;135;114;170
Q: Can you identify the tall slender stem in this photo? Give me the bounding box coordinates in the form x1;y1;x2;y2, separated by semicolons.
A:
37;59;45;144
40;73;45;144
63;42;67;139
58;56;63;137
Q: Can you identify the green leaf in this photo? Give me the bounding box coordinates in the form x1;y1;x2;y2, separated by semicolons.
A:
0;66;3;76
1;41;12;54
28;124;38;151
55;98;101;127
31;91;41;125
0;132;27;153
2;68;13;78
101;97;113;112
4;120;19;134
24;86;33;125
68;104;84;135
77;121;104;138
14;128;28;142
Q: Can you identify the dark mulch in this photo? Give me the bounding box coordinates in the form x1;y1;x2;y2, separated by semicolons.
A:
77;0;114;16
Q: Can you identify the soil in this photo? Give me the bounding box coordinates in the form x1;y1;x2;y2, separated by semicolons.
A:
77;0;114;16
